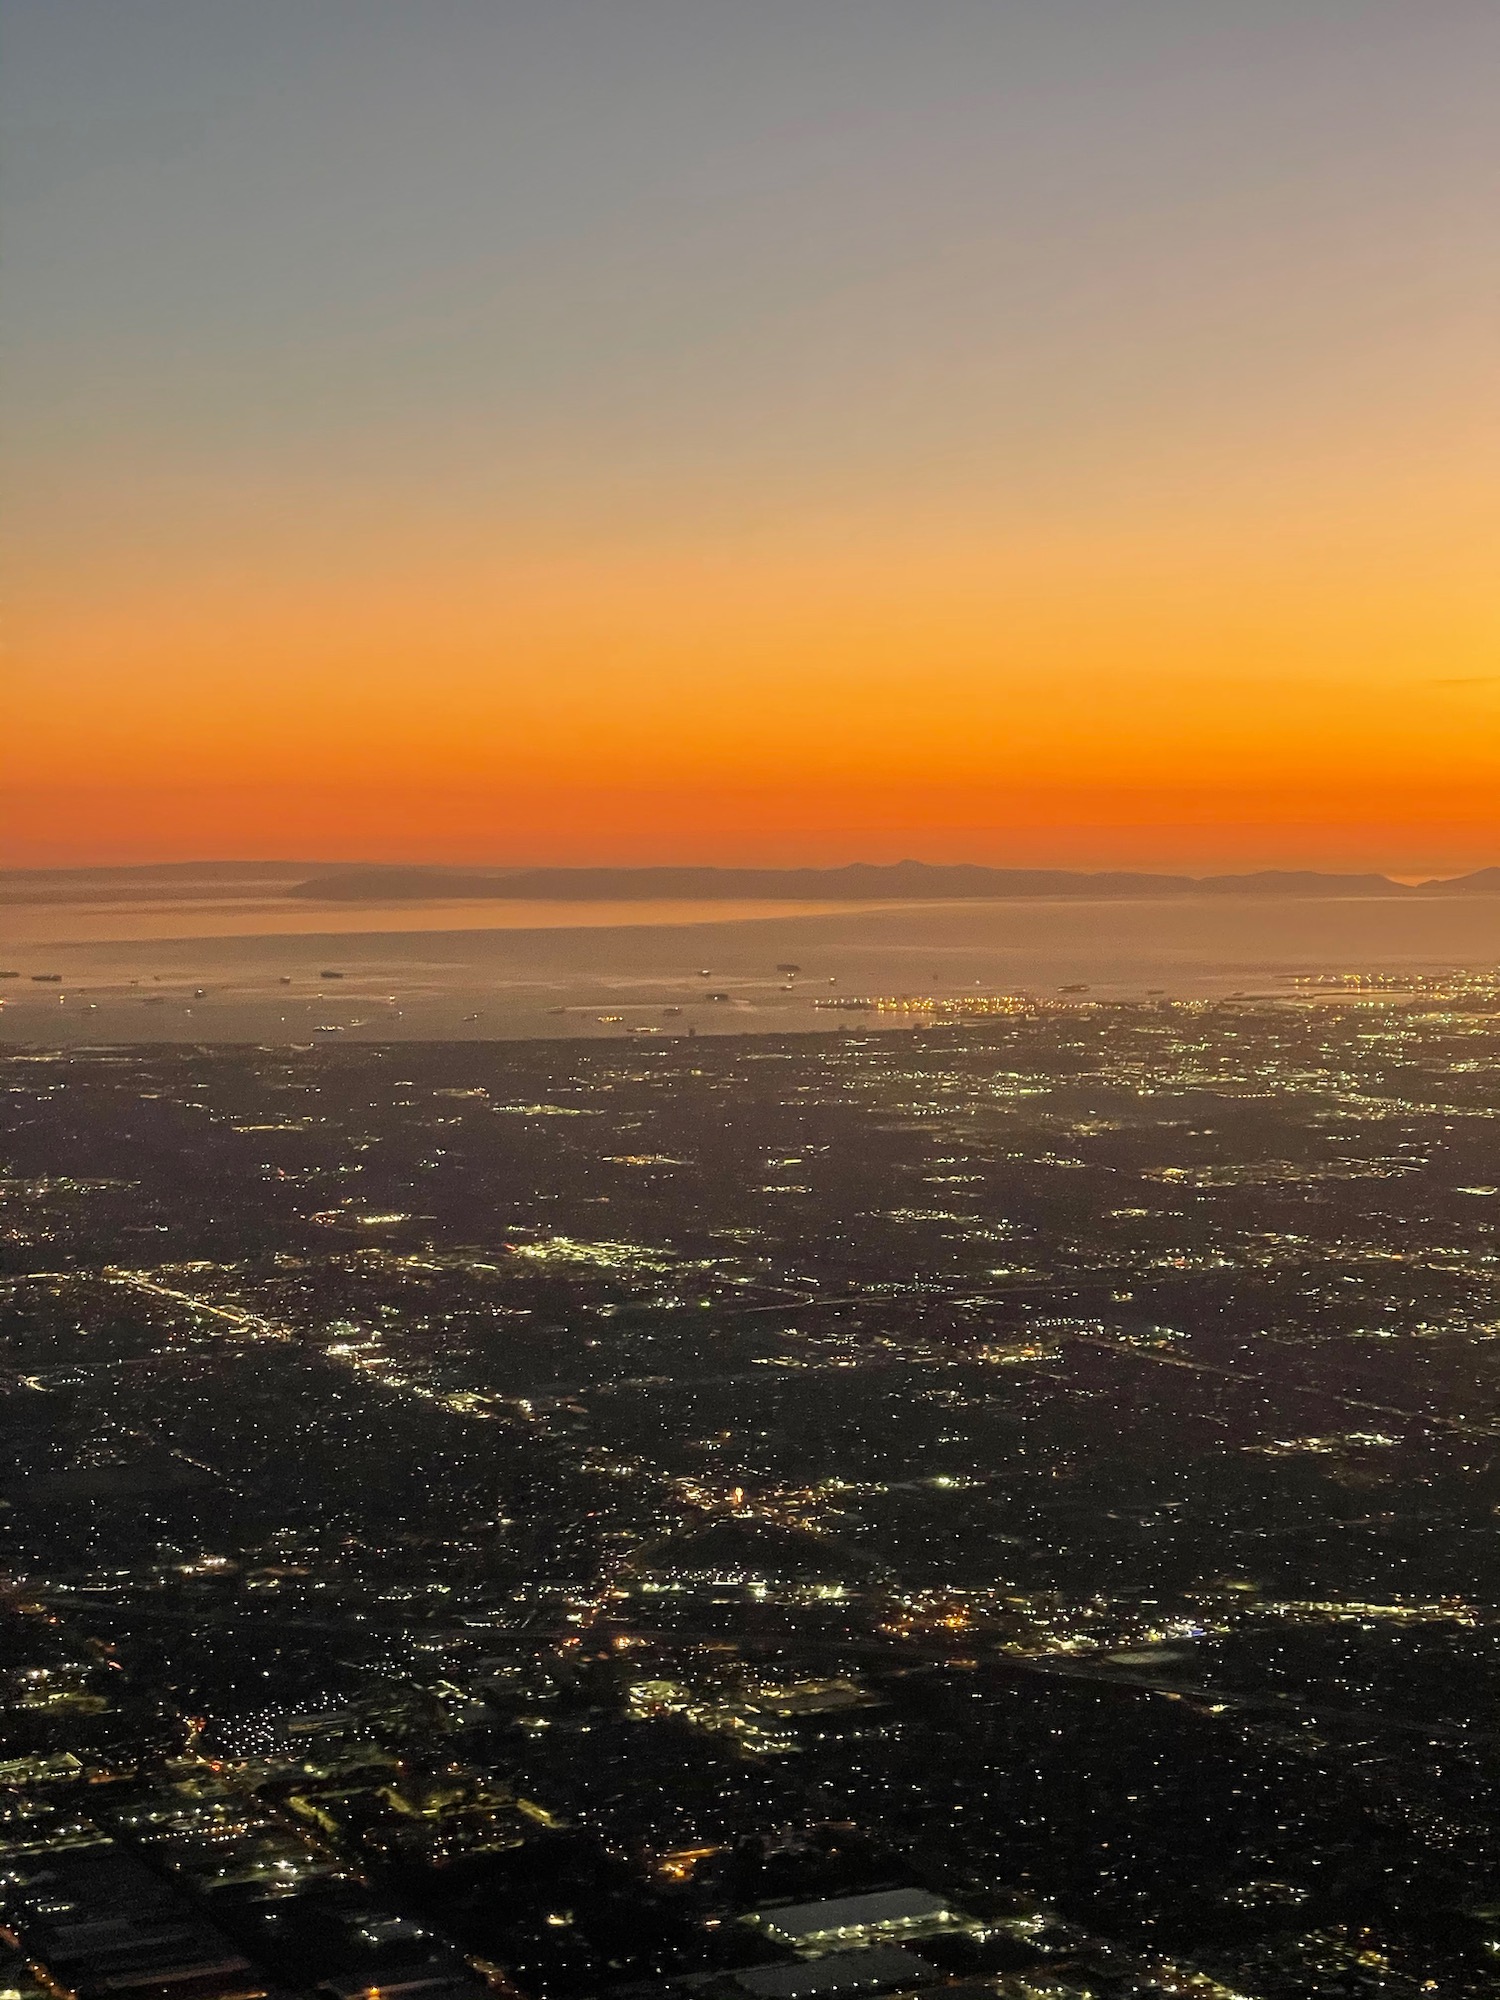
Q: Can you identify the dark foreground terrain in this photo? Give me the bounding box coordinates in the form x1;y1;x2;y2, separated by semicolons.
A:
4;992;1500;1997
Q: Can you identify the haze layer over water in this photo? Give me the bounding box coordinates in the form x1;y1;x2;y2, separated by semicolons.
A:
2;893;1498;1045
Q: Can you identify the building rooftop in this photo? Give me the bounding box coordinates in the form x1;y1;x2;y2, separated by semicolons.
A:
749;1890;955;1946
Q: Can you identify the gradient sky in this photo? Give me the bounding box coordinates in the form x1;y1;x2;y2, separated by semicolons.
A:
4;0;1498;873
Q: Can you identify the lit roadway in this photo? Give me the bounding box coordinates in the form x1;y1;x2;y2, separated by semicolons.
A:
103;1269;292;1343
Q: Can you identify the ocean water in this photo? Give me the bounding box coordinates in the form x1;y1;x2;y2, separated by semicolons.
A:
1;894;1497;1044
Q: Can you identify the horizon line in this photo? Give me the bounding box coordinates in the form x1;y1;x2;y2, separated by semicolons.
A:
3;857;1496;888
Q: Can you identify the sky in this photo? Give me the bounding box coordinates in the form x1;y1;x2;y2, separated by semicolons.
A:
3;0;1498;875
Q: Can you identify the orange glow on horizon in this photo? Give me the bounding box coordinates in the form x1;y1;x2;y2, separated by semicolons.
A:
7;505;1499;876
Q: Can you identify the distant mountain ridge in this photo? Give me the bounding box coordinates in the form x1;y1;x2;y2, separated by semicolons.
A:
0;860;323;907
5;860;1498;903
282;861;1500;902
